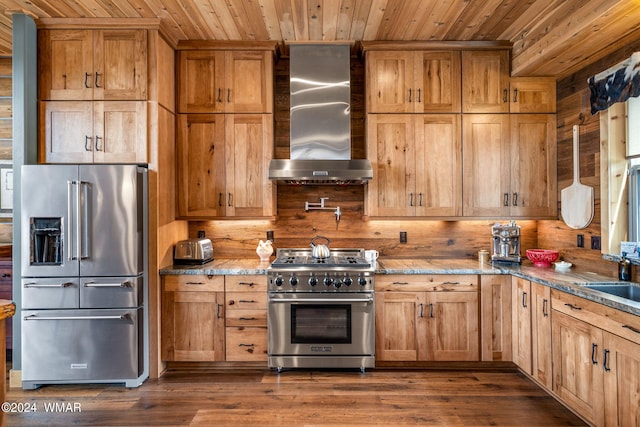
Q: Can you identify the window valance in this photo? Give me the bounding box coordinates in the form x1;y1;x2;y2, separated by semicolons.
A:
588;52;640;114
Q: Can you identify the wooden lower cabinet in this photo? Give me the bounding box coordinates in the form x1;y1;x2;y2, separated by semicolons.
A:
225;275;267;362
552;289;640;426
511;277;532;373
530;282;552;389
161;275;226;361
480;275;512;361
375;275;479;362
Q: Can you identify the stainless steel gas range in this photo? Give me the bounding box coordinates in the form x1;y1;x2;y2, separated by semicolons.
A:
267;248;375;372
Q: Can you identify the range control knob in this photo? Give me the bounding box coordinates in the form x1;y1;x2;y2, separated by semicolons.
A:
308;276;318;287
274;276;284;287
343;276;353;287
358;276;368;287
334;280;342;289
323;275;333;287
289;276;299;287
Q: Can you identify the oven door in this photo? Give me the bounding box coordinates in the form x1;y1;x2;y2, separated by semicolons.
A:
268;292;375;358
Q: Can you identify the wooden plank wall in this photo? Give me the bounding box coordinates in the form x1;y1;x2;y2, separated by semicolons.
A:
189;55;538;261
538;39;640;279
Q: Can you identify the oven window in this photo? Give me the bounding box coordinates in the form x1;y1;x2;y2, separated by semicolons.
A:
291;304;351;344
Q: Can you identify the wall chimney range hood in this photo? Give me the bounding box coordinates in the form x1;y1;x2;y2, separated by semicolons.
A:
268;43;373;185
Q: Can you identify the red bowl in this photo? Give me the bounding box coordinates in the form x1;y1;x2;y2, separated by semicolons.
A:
526;249;559;267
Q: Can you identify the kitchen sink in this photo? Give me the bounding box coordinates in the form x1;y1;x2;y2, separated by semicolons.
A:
581;282;640;302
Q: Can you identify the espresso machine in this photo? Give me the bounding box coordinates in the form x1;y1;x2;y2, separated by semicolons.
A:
491;221;522;264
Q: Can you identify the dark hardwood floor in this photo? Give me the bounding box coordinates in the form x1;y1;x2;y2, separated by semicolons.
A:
5;368;586;426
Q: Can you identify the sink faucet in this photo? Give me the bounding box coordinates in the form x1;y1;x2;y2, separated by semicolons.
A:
305;198;341;226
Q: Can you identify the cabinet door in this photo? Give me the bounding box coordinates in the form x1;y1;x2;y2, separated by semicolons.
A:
480;275;512;362
512;277;532;374
603;332;640;427
225;51;273;113
425;291;479;361
366;51;414;113
414;114;462;216
366;114;415;216
39;101;94;163
462;114;510;216
510;114;557;217
38;30;93;101
93;29;147;101
177;50;225;113
531;282;552;389
509;77;556;113
161;290;225;361
93;101;147;163
462;50;510;113
552;310;605;427
375;291;424;361
224;114;274;217
176;114;226;217
414;51;461;113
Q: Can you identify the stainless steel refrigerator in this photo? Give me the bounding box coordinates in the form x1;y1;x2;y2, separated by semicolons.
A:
20;164;148;389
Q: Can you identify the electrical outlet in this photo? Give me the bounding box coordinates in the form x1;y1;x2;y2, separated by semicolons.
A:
266;230;274;242
591;236;601;250
400;231;407;244
577;234;584;248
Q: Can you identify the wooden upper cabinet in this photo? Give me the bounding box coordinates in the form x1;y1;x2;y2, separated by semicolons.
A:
367;114;461;217
366;50;461;113
178;50;273;114
509;77;556;113
38;29;147;101
462;50;510;113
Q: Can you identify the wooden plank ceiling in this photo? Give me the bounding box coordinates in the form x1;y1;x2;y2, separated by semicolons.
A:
1;0;639;78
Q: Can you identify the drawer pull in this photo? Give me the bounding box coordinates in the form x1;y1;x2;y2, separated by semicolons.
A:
239;317;256;321
564;303;582;311
185;281;204;285
238;299;256;304
622;324;640;335
239;343;255;347
392;282;409;285
239;282;256;287
442;281;460;285
2;273;10;278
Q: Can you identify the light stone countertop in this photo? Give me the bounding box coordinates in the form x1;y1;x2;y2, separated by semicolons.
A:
159;257;640;317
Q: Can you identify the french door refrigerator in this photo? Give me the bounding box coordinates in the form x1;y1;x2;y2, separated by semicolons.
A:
20;164;148;389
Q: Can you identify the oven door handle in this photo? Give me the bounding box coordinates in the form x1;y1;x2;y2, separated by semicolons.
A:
269;297;374;304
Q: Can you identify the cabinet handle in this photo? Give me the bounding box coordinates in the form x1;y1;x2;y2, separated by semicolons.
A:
503;89;508;103
419;303;424;318
62;74;67;89
94;72;101;88
418;192;423;207
512;192;518;206
542;299;549;317
238;317;256;321
429;303;434;318
85;72;91;88
228;192;232;207
216;303;223;319
238;300;256;304
522;291;527;308
622;324;640;334
564;303;582;311
1;273;9;278
417;88;421;103
238;343;255;347
218;192;223;207
409;192;414;207
504;193;509;206
408;88;412;103
591;343;598;365
513;88;518;103
185;281;204;285
95;136;103;151
603;349;611;372
227;88;231;103
217;88;222;103
442;281;460;285
392;282;409;285
85;136;92;151
239;282;256;287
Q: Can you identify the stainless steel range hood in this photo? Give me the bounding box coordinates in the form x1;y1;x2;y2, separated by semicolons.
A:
268;44;372;185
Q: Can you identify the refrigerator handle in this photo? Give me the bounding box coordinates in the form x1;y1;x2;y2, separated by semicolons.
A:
68;180;78;261
80;181;90;260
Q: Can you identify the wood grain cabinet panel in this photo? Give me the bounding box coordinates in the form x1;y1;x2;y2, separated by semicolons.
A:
531;282;552;389
511;277;532;374
177;113;274;218
462;50;510;113
509;77;556;113
39;29;147;101
480;275;512;362
225;275;267;362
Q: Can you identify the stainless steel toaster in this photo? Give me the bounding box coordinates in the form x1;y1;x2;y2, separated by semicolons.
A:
173;238;213;264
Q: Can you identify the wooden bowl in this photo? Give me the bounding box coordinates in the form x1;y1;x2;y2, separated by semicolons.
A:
526;249;560;267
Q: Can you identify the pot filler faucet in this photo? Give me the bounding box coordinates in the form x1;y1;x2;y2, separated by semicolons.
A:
305;197;341;225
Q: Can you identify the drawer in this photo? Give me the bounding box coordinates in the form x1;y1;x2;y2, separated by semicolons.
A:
225;275;267;292
225;326;267;362
163;275;224;292
226;309;267;327
226;291;267;310
376;274;478;292
551;289;640;345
